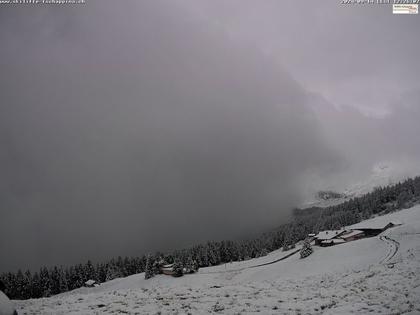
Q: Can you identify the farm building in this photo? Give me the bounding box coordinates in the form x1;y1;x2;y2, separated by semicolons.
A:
339;229;365;241
313;229;346;246
310;219;403;247
348;221;401;237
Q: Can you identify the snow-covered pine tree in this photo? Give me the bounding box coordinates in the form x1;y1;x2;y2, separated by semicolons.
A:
192;259;199;273
144;254;156;279
39;267;52;297
15;269;25;299
300;239;313;259
23;270;33;299
105;263;123;282
172;260;184;277
31;272;42;298
50;266;61;295
84;260;96;282
58;267;68;293
183;256;199;273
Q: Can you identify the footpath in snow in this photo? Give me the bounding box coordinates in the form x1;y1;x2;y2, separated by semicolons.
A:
15;205;420;314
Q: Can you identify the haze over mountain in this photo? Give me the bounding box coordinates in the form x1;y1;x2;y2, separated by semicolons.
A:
0;0;419;273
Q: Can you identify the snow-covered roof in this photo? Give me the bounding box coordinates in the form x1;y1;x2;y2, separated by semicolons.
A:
161;264;173;269
349;221;400;230
314;229;346;240
340;230;364;239
85;280;96;286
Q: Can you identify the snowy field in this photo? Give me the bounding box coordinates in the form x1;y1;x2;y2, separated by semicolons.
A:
15;205;420;314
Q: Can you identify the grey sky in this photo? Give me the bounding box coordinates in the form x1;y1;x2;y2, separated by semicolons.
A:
0;0;419;272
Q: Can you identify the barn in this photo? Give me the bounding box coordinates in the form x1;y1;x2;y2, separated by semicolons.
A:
311;220;402;248
340;229;365;241
348;221;401;237
314;229;346;246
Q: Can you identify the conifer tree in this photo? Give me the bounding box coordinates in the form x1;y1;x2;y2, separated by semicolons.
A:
144;254;155;279
300;239;313;259
172;260;184;277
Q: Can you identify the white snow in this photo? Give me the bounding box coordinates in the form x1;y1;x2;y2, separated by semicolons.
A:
0;291;16;315
314;229;345;240
15;204;420;314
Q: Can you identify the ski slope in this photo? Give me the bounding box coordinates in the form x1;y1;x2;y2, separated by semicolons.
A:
15;205;420;314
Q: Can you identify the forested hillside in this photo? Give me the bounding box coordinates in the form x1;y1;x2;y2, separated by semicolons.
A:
2;176;420;300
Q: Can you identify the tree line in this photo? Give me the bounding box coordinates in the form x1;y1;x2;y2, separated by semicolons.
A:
2;176;420;299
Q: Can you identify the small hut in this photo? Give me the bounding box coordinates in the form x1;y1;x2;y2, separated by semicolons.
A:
84;280;97;287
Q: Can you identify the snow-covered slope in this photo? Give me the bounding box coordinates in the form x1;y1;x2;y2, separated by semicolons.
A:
302;161;420;209
0;291;16;315
15;205;420;314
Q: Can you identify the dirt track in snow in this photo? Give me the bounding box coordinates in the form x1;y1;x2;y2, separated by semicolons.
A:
379;235;400;264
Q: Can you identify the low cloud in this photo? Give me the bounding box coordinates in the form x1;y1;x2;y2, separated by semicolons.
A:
0;1;338;272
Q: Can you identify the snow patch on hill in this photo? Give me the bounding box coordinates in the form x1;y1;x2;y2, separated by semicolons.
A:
15;205;420;314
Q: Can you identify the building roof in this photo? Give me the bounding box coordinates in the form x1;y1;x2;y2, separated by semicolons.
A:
349;221;400;231
321;239;346;244
340;230;364;239
161;264;173;268
314;229;346;240
85;280;96;286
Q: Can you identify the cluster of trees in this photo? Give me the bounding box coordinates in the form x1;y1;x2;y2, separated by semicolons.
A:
2;176;420;300
1;257;147;300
